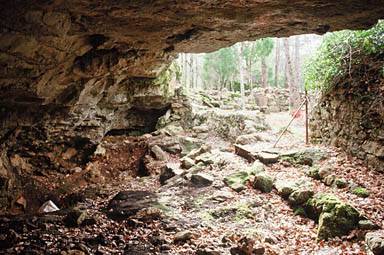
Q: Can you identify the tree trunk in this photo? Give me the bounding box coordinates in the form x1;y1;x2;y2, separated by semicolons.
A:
249;60;253;89
274;38;280;87
237;44;245;109
294;36;301;90
260;58;267;88
283;38;297;109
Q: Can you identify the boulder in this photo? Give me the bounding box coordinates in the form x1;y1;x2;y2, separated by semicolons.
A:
253;173;274;193
274;180;298;198
365;231;384;255
288;189;314;206
305;193;360;240
334;178;348;188
160;164;184;185
359;220;379;230
106;190;161;220
191;173;214;187
280;148;327;166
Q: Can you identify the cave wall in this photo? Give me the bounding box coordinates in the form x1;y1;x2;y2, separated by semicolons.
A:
310;55;384;172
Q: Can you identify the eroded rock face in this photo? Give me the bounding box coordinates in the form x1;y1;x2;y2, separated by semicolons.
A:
310;54;384;172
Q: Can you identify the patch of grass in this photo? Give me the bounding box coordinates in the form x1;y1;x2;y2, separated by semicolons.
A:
352;187;370;198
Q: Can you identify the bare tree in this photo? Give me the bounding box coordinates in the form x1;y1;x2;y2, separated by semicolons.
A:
283;38;298;109
294;36;301;90
274;38;280;87
237;43;245;109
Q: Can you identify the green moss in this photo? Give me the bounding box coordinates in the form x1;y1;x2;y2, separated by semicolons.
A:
224;171;249;192
335;178;348;188
253;173;274;193
306;166;321;180
208;202;254;223
352;187;370;198
294;207;306;216
304;193;360;240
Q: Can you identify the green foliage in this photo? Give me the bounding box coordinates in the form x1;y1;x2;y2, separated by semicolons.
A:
202;38;274;90
352;187;370;198
304;21;384;92
202;47;237;88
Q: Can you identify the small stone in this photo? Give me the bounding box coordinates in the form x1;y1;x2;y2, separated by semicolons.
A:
174;230;193;243
306;166;321;180
365;231;384;255
160;163;184;185
323;175;336;186
223;171;251;192
187;144;212;160
195;153;214;165
180;157;195;169
256;152;279;164
38;200;60;213
288;189;314;205
247;161;265;174
334;178;348;188
63;209;95;227
191;173;214;187
318;166;332;179
94;144;106;156
151;145;169;161
196;248;221;255
253;173;274;193
359;220;379;230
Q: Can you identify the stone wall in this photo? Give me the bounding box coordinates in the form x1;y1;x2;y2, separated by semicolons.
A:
250;87;292;112
310;56;384;172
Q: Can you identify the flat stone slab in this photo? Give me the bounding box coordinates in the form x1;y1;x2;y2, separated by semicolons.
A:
106;190;159;220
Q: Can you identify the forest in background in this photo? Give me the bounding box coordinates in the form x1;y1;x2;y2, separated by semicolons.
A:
175;35;323;93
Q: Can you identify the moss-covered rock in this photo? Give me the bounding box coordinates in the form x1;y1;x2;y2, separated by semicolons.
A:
288;189;314;206
224;171;249;192
253;173;274;193
305;193;360;240
223;163;262;192
274;179;298;198
280;148;327;166
306;166;321;180
352;187;370;198
334;178;348;188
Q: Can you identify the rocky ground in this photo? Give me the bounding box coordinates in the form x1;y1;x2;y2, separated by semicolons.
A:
0;95;383;255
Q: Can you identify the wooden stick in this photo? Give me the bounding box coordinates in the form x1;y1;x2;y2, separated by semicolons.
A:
273;99;306;148
305;89;309;145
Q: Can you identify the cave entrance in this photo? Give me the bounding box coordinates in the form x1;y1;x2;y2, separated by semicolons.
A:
170;34;323;150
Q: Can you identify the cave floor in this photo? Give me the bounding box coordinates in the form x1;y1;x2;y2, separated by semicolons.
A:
1;112;383;255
